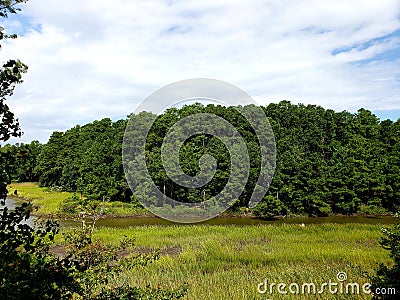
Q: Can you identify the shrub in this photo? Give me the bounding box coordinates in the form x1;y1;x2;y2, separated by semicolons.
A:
59;194;82;214
0;203;78;299
0;202;187;299
361;205;389;216
369;214;400;299
252;196;287;220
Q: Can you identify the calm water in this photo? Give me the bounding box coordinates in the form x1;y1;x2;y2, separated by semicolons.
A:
2;198;35;227
4;198;397;228
62;213;398;228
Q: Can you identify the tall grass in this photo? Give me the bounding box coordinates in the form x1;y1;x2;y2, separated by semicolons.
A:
91;224;389;299
7;182;148;216
7;183;391;298
7;182;72;214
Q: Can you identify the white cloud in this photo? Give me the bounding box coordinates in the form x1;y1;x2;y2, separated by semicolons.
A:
1;0;400;143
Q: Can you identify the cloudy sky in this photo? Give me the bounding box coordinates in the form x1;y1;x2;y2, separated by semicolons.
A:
1;0;400;143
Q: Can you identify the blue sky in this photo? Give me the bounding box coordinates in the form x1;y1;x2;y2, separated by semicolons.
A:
331;29;400;59
1;0;400;143
374;109;400;121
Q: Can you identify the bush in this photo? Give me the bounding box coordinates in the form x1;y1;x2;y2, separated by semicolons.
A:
369;214;400;299
59;194;82;214
0;203;78;299
59;194;102;216
361;205;389;216
0;202;187;299
252;196;287;220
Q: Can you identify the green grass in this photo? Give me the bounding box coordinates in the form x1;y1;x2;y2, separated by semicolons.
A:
102;200;148;216
7;182;394;299
87;223;390;300
7;182;73;214
7;182;148;216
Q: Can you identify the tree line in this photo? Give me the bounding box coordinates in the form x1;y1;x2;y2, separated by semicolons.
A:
2;101;399;216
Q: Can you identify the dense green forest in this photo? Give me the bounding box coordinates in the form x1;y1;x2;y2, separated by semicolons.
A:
2;101;400;216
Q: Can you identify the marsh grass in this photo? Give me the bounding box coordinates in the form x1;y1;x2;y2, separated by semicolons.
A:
7;182;72;214
102;200;148;216
6;183;392;299
90;224;389;299
7;182;148;216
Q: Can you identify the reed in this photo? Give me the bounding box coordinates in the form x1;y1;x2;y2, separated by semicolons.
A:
91;224;389;299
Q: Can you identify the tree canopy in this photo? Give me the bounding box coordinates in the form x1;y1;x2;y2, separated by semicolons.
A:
3;101;399;217
0;0;28;201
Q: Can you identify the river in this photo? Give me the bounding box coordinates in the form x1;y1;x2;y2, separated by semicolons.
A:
3;198;397;228
63;211;398;228
2;198;35;227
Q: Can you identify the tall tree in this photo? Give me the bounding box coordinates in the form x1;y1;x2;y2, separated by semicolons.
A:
8;100;399;217
0;0;28;201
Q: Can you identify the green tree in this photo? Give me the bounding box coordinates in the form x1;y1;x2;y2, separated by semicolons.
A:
22;100;400;216
370;215;400;299
253;195;287;220
35;131;64;187
0;0;28;200
1;141;42;182
0;203;79;299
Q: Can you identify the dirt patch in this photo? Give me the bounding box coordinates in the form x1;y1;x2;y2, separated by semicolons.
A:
235;237;270;251
131;245;183;256
49;244;69;259
159;245;183;256
49;243;183;261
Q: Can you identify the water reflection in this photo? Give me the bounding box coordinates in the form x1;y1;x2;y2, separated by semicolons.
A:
61;214;398;228
1;198;35;227
2;198;397;228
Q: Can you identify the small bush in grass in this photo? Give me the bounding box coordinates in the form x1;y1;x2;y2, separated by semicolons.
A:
252;195;287;220
59;194;82;214
369;214;400;299
361;205;390;216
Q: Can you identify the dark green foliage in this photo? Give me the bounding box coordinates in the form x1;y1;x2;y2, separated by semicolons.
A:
264;102;399;216
0;201;187;299
0;141;42;182
4;101;400;218
0;59;27;142
370;217;400;299
0;203;79;299
0;0;28;202
34;119;130;201
253;195;287;220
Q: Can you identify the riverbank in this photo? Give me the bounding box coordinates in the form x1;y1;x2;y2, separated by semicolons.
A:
7;182;75;215
7;182;398;225
5;182;397;299
7;182;263;219
45;211;395;299
7;182;151;217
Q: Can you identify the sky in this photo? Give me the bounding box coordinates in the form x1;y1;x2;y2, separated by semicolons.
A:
1;0;400;143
